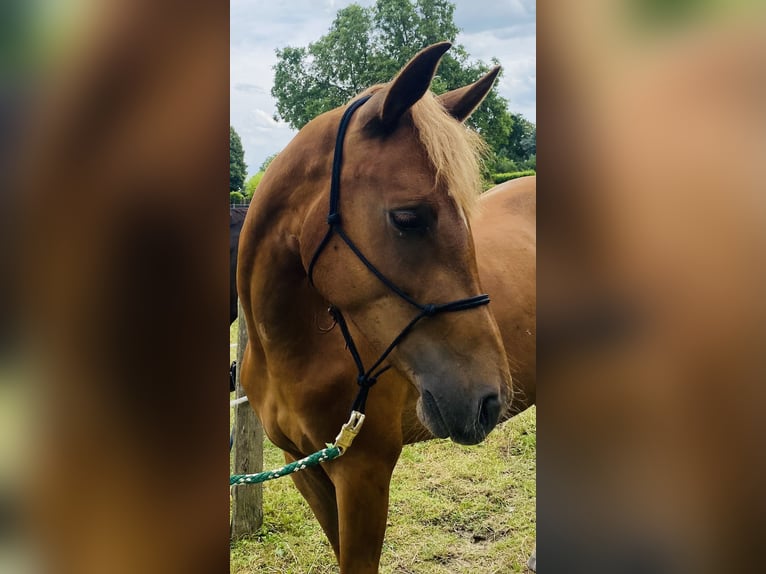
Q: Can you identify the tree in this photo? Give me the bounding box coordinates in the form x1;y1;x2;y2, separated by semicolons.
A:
243;172;264;200
271;0;513;155
503;114;536;163
272;5;375;127
230;126;247;192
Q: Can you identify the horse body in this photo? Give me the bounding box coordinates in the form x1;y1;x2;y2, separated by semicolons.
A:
475;176;537;416
238;43;535;572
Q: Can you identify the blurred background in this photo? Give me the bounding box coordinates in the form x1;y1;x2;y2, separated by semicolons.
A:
537;1;766;572
2;1;229;573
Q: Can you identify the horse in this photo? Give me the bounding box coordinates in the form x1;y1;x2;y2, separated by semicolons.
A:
237;42;535;572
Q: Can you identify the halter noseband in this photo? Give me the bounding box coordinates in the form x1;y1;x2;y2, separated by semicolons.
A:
307;94;490;414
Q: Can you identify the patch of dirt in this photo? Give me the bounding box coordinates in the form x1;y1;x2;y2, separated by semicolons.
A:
428;552;457;565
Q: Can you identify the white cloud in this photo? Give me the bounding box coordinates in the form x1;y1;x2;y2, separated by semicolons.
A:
459;21;536;122
252;109;285;127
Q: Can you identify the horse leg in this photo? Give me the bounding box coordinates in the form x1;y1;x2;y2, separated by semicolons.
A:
285;452;341;559
327;453;398;574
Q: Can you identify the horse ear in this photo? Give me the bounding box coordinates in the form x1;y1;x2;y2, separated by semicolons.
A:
379;41;452;129
438;66;501;122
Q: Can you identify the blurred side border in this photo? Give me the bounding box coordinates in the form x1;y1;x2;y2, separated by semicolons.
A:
3;1;230;573
538;1;766;573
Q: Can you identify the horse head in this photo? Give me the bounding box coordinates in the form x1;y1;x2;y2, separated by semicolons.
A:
295;43;512;445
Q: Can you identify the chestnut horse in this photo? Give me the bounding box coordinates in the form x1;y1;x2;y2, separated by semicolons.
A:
237;42;535;572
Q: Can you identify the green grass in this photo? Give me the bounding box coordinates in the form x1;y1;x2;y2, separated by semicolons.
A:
230;319;536;573
231;320;240;362
230;418;535;572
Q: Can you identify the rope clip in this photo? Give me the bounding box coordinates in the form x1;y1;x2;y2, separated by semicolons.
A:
333;410;365;454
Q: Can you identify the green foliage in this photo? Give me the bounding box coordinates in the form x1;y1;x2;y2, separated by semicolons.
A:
519;154;536;171
271;0;513;156
273;5;375;128
243;171;264;200
230;126;247;192
501;113;536;163
492;156;519;174
492;170;536;184
229;191;246;204
370;0;460;80
490;152;534;175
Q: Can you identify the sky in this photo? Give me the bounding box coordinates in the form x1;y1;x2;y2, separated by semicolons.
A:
231;0;536;176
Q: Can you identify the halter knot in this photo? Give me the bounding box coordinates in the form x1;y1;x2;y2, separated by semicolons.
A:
327;213;341;226
422;304;437;317
357;375;377;388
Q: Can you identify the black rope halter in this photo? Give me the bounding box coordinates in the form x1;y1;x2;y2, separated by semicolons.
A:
307;94;490;414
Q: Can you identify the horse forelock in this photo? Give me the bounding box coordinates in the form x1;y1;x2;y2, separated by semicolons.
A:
348;86;486;219
410;92;487;219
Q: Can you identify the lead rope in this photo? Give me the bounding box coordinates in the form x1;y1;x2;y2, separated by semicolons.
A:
231;94;489;486
229;407;364;486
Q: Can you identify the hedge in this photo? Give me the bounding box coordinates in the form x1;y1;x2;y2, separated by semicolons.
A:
491;170;536;184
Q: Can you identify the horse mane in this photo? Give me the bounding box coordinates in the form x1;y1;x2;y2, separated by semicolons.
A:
357;86;488;218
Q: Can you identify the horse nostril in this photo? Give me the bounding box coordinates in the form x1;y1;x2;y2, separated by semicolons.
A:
478;392;501;431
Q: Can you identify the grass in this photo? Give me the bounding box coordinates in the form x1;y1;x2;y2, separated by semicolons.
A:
230;320;536;573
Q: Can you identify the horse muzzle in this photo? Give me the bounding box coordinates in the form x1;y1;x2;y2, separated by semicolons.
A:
415;379;504;445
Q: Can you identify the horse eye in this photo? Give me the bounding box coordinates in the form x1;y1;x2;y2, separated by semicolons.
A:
389;210;425;231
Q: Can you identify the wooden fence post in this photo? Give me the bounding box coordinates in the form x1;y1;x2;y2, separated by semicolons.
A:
231;301;263;538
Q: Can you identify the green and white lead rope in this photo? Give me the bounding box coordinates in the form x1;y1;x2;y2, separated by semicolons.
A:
230;445;342;485
229;411;365;486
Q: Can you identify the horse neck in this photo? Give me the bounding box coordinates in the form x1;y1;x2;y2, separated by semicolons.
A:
242;137;335;356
